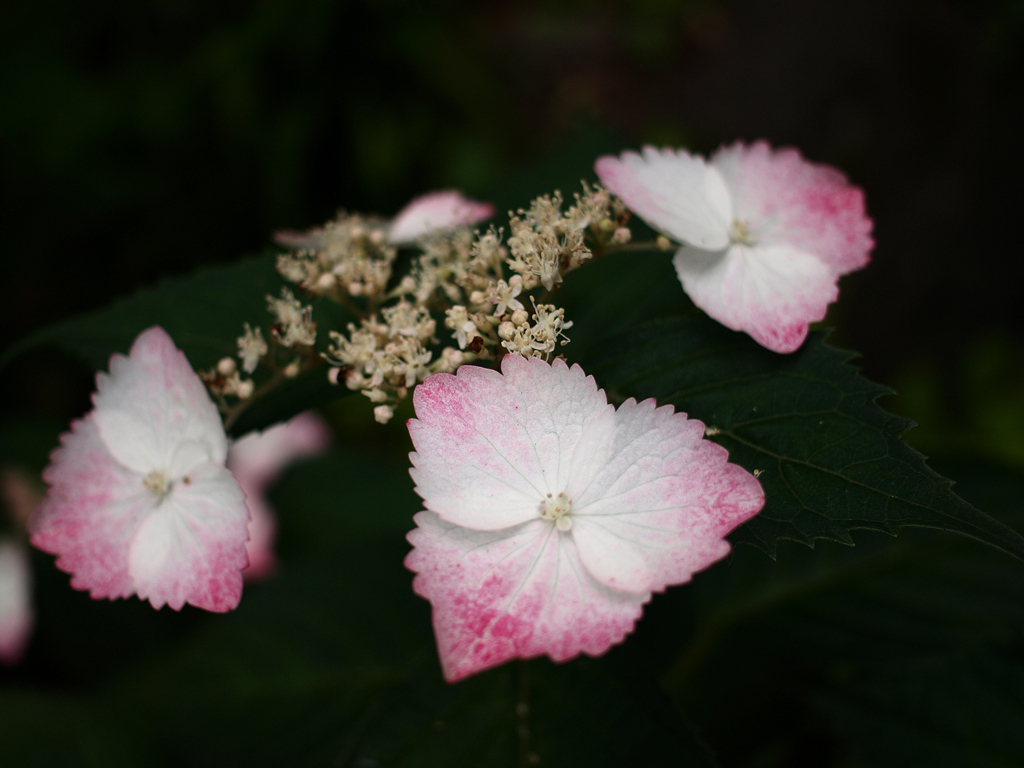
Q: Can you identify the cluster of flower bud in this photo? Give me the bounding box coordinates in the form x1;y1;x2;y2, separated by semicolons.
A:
324;301;440;423
267;289;316;348
396;227;506;310
224;183;629;424
275;212;396;303
443;293;571;363
200;356;255;401
505;182;628;292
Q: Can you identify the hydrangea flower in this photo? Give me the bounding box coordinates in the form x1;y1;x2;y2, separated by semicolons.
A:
227;412;331;581
30;327;250;612
0;538;32;665
387;190;495;247
275;190;494;251
404;354;764;681
595;142;873;353
0;466;42;664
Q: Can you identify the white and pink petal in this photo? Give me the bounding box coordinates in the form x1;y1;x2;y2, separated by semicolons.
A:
127;462;249;612
572;399;764;593
673;243;837;353
711;141;873;276
30;415;156;601
92;326;227;474
388;191;495;246
408;356;612;531
406;512;645;681
0;538;33;665
594;146;733;250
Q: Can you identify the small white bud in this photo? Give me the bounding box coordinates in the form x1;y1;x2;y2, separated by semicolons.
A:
348;281;365;296
236;379;254;399
328;366;341;385
612;227;632;244
283;361;300;378
316;272;336;290
374;404;394;424
217;357;237;376
469;290;486;305
511;308;529;326
656;235;673;251
399;275;417;293
509;274;523;289
498;321;516;340
369;229;386;246
365;387;388;403
599;218;616;232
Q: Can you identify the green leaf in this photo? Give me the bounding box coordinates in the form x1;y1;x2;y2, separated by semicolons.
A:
1;255;280;372
660;458;1024;767
0;254;354;436
579;315;1024;560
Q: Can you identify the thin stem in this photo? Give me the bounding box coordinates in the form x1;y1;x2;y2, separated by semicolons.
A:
223;370;285;432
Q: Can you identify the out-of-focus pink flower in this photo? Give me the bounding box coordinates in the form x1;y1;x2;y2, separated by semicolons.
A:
227;412;331;581
0;466;43;664
404;354;764;681
0;538;32;665
387;191;495;246
595;142;873;353
30;327;250;612
274;191;494;251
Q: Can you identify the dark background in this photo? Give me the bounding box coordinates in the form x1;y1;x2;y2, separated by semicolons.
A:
1;0;1022;464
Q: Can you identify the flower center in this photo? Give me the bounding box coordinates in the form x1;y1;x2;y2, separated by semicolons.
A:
539;491;573;532
729;219;754;245
143;470;172;500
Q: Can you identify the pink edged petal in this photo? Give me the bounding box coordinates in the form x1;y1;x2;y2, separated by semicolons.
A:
572;399;765;594
128;462;249;612
711;141;873;275
30;415;154;600
674;243;837;353
409;356;613;531
0;539;33;665
388;191;495;246
406;511;646;681
228;412;331;582
93;326;227;474
228;411;332;491
239;491;277;581
594;146;732;250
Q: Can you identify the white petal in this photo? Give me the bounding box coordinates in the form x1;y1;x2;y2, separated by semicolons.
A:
93;327;227;474
572;398;764;594
673;244;837;354
127;462;249;612
594;146;732;250
409;356;613;531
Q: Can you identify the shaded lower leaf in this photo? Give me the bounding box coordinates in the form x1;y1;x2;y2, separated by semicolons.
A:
107;541;715;768
661;458;1024;767
0;688;155;767
580;315;1024;560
